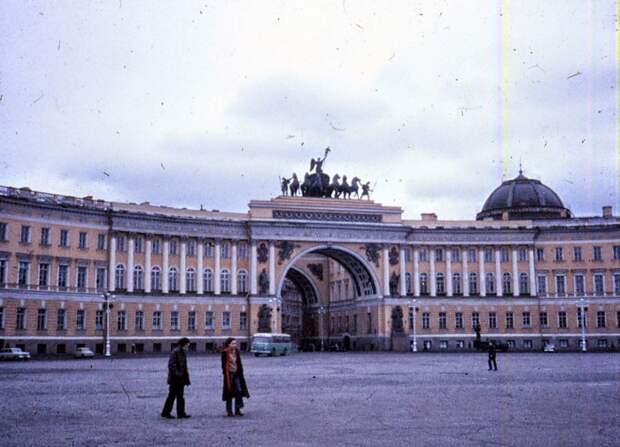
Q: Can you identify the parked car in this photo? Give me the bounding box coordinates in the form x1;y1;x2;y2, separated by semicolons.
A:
543;343;556;353
0;347;31;360
74;347;95;358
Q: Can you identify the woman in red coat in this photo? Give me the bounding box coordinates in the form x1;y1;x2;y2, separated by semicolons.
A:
221;337;250;416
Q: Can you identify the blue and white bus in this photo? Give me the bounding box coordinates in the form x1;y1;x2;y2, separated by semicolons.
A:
250;333;293;356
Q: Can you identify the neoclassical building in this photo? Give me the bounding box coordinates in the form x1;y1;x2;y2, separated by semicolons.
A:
0;172;618;354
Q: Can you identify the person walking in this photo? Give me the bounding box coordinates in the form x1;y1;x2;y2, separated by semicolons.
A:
488;341;498;371
221;337;250;417
161;337;192;419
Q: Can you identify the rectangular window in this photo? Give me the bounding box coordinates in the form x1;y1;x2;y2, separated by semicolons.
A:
76;309;85;330
58;265;68;288
78;232;87;249
484;249;493;263
539;312;548;328
597;339;608;349
577;308;587;328
594;274;604;295
0;222;6;241
188;311;196;331
455;313;463;330
467;248;477;263
438;312;447;329
500;248;509;263
16;307;26;330
519;273;529;295
205;242;214;257
573;247;582;261
558;311;567;329
0;259;5;284
575;274;585;296
171;311;179;330
555;247;564;261
221;242;230;259
96;267;106;290
469;273;478;295
422;312;430;329
617;310;620;328
593;246;602;261
187;240;195;257
240;312;248;330
18;261;29;286
485;273;495;294
97;234;107;250
205;311;214;329
169;240;177;256
559;339;569;348
37;308;47;330
152;239;161;254
435;248;443;262
223;311;231;329
613;246;620;260
57;308;66;330
135;310;144;331
405;247;412;262
40;227;50;245
597;311;606;328
152;311;162;330
555;275;566;296
456;340;465;349
452;274;461;295
523;340;533;349
439;340;448;350
39;263;50;287
117;236;125;252
451;249;461;262
77;266;87;289
134;237;143;254
615;274;620;294
117;310;127;331
20;225;31;243
96;310;104;330
536;248;545;262
522;312;531;328
60;229;69;247
417;248;427;262
488;312;497;329
471;312;480;328
518;248;528;262
537;275;547;295
0;306;3;329
505;312;514;329
239;242;248;259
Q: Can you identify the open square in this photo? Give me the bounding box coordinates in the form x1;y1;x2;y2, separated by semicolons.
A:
1;352;619;447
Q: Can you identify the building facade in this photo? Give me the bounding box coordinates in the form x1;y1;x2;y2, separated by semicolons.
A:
0;173;619;355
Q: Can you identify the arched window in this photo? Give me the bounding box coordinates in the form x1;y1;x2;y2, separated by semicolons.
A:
169;267;178;292
420;273;428;295
405;272;412;294
503;273;512;294
237;270;248;294
221;269;231;293
151;266;161;291
486;273;495;293
115;264;125;290
436;273;445;295
469;272;478;295
519;273;529;295
452;273;461;295
204;268;213;292
133;266;143;290
186;268;196;292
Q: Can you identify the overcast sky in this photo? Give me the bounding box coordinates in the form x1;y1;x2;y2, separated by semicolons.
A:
1;1;618;220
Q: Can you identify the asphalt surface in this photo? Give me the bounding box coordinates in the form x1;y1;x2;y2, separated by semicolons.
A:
1;352;619;447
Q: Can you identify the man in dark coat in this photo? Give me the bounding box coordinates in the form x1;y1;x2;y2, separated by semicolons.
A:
488;341;498;371
161;337;191;419
221;337;250;416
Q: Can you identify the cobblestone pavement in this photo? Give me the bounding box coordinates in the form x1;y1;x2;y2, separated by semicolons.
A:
0;352;619;447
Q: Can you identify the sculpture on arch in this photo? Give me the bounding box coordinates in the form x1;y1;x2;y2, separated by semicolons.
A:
259;268;269;295
257;304;272;333
391;306;404;334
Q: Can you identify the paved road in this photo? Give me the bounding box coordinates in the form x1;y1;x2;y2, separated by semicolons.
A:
1;352;619;447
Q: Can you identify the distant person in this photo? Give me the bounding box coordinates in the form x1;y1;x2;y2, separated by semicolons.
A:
488;341;498;371
161;337;191;419
221;337;250;417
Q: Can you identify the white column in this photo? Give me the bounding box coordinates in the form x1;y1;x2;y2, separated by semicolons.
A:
127;237;135;293
430;247;436;296
446;248;453;297
250;241;257;295
179;240;187;294
529;248;536;296
479;248;486;297
512;248;519;296
383;246;390;297
162;239;169;293
269;241;276;296
413;247;420;296
463;248;469;297
399;246;406;296
214;240;221;295
495;248;502;296
231;242;238;295
197;242;204;294
108;235;117;292
145;238;152;293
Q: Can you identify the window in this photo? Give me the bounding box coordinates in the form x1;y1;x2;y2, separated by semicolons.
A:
57;308;67;330
0;222;6;241
593;246;602;261
500;248;509;263
240;312;248;330
117;236;125;252
419;273;428;295
422;312;430;329
58;264;68;288
152;311;162;330
439;340;449;350
555;247;564;261
239;242;248;259
488;312;497;329
505;312;514;329
485;273;495;294
204;269;214;292
573;247;582;261
536;248;545;262
169;240;177;256
171;311;179;330
238;270;248;294
223;311;231;329
133;266;143;290
40;228;50;245
97;234;106;250
537;275;547;296
16;307;26;330
484;249;493;263
455;312;463;329
507;340;516;349
539;312;548;328
20;225;31;243
435;248;443;262
404;272;412;294
614;246;620;260
222;242;230;259
187;240;195;257
594;274;604;295
0;260;6;285
467;249;477;263
405;247;412;262
221;269;231;293
18;261;30;286
471;312;480;328
469;273;478;295
205;311;214;329
519;273;528;295
597;311;606;328
502;273;512;295
79;232;87;249
418;248;427;262
152;239;161;254
37;308;47;330
77;266;87;289
438;312;447;329
169;267;178;292
60;229;69;247
523;340;533;350
115;264;125;290
135;311;144;331
0;306;3;329
518;248;527;262
205;242;214;257
151;267;161;291
96;267;106;290
522;312;531;328
597;339;608;349
615;273;620;294
96;310;104;330
555;275;566;296
436;273;445;295
134;237;143;254
558;311;567;328
577;308;587;328
451;249;461;262
559;339;569;348
452;273;461;295
117;310;127;331
617;310;620;328
186;268;196;292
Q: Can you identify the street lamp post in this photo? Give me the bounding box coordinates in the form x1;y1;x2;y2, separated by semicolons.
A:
579;297;587;352
103;293;113;357
319;306;325;352
411;299;418;352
